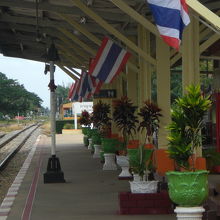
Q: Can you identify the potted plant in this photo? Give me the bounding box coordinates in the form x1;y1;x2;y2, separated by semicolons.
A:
91;100;111;136
138;100;162;148
91;131;102;158
113;96;138;152
79;110;91;147
166;85;212;219
128;145;158;193
102;137;118;170
113;96;138;178
91;101;118;169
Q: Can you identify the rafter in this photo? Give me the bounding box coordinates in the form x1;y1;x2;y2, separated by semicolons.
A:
0;0;133;22
200;33;220;53
186;0;220;30
70;0;156;66
57;27;96;56
57;65;78;81
110;0;158;36
57;13;139;72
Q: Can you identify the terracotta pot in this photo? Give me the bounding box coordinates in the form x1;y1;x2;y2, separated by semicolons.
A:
144;143;154;149
111;133;119;139
127;140;139;149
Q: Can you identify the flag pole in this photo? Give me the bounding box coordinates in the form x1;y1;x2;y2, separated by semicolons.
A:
44;43;65;183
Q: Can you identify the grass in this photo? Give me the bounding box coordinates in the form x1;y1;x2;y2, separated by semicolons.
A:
40;121;51;136
0;123;25;133
0;119;38;133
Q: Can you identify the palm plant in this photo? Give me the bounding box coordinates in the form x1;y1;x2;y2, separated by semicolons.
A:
113;96;138;151
167;85;212;171
138;100;162;145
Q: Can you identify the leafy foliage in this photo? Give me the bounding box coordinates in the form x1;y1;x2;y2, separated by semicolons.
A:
203;149;220;170
63;123;74;129
113;96;138;148
128;146;153;179
78;110;91;127
91;101;111;135
0;72;42;117
138;100;162;144
167;84;212;170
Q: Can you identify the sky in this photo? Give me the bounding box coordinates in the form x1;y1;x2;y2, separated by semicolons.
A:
0;54;75;108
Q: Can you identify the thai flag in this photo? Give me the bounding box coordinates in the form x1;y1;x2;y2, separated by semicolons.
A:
68;83;75;100
146;0;190;50
71;79;82;102
89;37;131;83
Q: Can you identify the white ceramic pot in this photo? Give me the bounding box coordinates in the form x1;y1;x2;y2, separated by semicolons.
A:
93;144;101;158
116;155;132;178
103;153;117;170
88;138;93;150
129;180;158;194
174;206;205;220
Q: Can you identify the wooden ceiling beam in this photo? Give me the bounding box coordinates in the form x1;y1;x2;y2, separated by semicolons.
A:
70;0;156;66
110;0;158;36
56;65;79;81
0;0;133;22
57;13;139;73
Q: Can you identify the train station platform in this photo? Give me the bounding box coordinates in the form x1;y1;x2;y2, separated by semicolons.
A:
0;133;176;220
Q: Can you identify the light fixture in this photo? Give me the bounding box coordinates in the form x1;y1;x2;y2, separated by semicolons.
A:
44;63;50;75
79;16;87;24
87;0;93;6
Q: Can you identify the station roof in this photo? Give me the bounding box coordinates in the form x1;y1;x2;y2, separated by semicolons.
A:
0;0;220;71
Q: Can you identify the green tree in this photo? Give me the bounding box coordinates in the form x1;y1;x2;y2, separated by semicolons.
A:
56;85;69;106
0;72;42;117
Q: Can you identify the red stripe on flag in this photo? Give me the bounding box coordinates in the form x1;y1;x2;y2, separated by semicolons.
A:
161;35;180;50
89;37;109;75
180;0;189;13
94;81;103;94
68;83;75;99
110;52;131;83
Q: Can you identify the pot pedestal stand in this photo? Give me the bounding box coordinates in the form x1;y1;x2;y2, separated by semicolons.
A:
174;206;205;220
93;144;101;158
116;156;132;179
103;153;117;170
88;138;93;150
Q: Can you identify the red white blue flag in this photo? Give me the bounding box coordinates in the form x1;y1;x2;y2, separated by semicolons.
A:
68;83;75;100
89;37;131;83
146;0;190;50
71;79;82;102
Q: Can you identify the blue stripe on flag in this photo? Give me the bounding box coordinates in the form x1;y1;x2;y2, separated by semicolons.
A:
149;4;185;33
97;43;122;82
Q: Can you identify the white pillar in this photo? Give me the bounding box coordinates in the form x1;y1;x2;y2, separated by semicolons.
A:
50;61;56;156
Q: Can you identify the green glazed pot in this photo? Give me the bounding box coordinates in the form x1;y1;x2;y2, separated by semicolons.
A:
102;138;118;154
166;170;209;207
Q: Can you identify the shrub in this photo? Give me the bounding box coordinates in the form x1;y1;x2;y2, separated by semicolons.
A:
63;123;74;129
56;120;74;134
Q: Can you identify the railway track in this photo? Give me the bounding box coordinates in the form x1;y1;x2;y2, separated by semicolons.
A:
0;124;40;170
